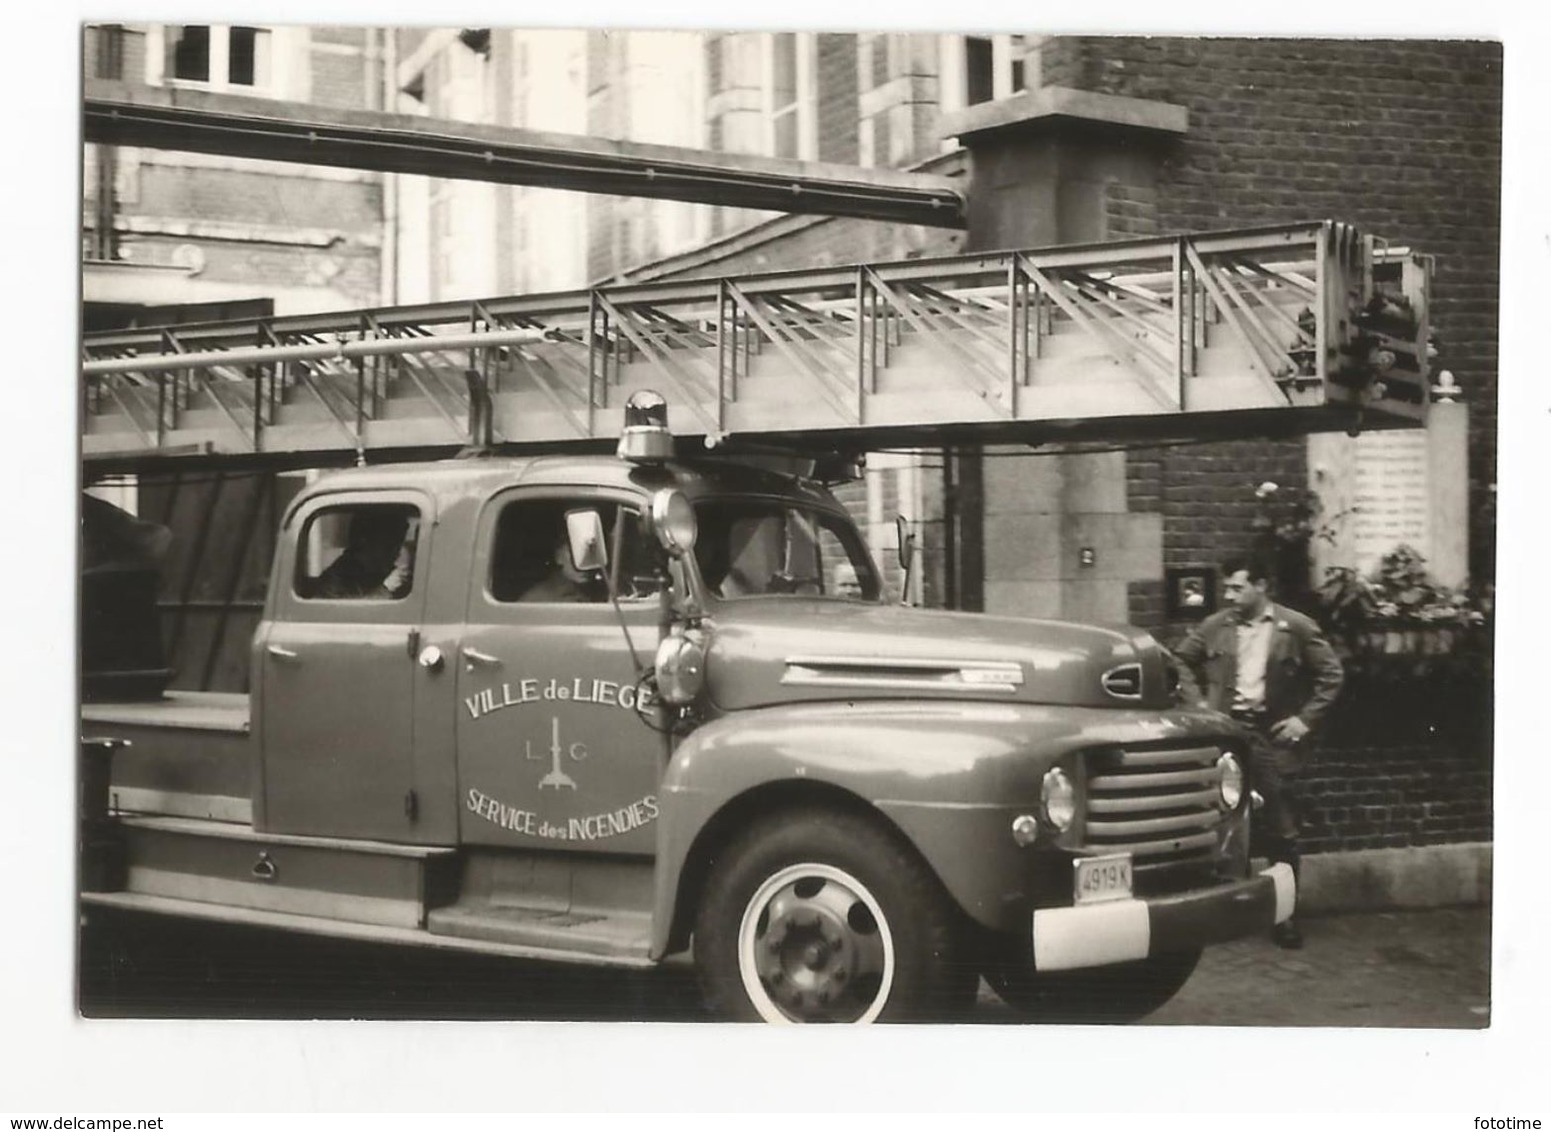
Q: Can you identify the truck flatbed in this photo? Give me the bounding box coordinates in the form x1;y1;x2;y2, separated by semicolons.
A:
83;690;250;733
82;691;252;823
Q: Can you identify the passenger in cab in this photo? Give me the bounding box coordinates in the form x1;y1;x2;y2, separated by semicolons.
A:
315;511;413;599
520;526;605;603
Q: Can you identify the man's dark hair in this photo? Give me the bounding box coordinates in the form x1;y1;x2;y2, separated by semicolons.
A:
349;508;409;550
1220;554;1270;584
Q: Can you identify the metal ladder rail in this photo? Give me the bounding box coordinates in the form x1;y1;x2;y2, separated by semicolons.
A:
82;221;1426;465
83;222;1347;356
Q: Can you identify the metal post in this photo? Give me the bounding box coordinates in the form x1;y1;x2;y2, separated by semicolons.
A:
1020;267;1032;382
1315;224;1328;387
717;280;729;434
1174;237;1187;409
854;268;867;423
1006;260;1019;413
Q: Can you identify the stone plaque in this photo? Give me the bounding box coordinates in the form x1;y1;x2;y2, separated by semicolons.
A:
1350;431;1431;574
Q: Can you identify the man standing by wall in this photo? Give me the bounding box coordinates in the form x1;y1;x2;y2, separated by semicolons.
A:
1173;556;1345;949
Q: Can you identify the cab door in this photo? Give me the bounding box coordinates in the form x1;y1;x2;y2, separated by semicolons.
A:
454;490;664;857
258;491;432;841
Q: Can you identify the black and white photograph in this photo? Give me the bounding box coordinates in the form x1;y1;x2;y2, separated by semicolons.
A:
6;4;1547;1119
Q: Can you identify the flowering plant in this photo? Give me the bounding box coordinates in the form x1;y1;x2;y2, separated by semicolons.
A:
1249;480;1336;602
1318;545;1488;631
1251;481;1332;550
1315;546;1492;746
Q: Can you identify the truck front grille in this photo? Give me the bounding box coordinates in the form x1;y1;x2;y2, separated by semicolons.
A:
1083;744;1224;876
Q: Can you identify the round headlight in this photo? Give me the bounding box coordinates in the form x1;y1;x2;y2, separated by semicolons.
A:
1217;752;1244;810
649;488;697;559
653;629;706;706
1041;767;1076;832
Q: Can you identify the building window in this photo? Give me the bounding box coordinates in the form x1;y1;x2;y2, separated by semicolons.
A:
965;36;995;107
763;32;816;160
939;34;1039;116
161;25;273;91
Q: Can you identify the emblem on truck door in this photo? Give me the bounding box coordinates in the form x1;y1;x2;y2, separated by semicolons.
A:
525;716;587;790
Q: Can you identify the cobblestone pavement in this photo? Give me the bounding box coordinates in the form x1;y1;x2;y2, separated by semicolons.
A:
1132;906;1488;1027
80;905;1490;1026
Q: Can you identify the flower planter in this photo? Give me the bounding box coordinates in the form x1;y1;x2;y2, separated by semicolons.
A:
1354;623;1464;658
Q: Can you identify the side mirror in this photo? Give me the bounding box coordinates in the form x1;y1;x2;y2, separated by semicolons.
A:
894;514;916;607
894;514;915;569
565;509;609;573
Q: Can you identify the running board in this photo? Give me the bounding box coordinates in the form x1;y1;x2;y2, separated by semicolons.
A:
80;891;658;969
426;903;653;962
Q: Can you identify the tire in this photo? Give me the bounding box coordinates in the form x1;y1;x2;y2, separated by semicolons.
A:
693;808;976;1023
983;944;1201;1024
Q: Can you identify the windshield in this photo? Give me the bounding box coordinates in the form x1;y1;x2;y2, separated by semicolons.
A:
693;499;882;601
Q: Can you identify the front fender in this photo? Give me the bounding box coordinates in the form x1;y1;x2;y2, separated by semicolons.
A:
650;699;1240;954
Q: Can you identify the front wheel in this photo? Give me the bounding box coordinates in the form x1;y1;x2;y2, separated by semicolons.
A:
693;809;975;1022
983;946;1202;1024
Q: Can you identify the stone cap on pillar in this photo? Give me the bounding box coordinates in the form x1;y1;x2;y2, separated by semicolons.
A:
937;85;1189;142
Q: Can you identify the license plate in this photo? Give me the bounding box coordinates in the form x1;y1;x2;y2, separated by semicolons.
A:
1074;853;1133;905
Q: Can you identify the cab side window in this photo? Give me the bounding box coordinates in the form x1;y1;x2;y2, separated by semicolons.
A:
296;503;419;600
489;499;659;604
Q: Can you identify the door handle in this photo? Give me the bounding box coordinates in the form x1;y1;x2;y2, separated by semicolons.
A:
461;647;502;668
267;645;299;661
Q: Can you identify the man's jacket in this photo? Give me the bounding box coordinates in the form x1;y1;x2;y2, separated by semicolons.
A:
1171;603;1345;732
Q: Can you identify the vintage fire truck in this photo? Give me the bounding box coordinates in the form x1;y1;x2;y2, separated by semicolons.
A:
79;221;1429;1022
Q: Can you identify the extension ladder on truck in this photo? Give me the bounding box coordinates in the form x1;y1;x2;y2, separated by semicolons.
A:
81;220;1431;473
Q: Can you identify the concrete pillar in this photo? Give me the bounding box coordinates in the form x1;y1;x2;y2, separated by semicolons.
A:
1427;400;1469;588
1308;431;1360;584
1309;400;1470;589
938;87;1187;621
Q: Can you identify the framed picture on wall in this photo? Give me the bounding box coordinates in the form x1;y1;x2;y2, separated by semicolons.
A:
1166;566;1218;620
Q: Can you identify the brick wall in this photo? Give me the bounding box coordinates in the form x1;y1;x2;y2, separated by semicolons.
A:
1154;437;1307;608
1102;180;1160;238
1126;578;1165;629
1046;37;1502;592
1299;742;1492;853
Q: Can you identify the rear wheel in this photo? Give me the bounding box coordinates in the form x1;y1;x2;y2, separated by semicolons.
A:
693;808;975;1022
983;945;1201;1024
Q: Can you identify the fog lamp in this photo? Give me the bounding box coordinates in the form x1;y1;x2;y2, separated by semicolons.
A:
1217;752;1244;810
1041;767;1076;832
1010;814;1040;847
653;628;706;706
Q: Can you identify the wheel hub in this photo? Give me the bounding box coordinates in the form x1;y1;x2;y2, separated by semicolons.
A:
745;872;887;1022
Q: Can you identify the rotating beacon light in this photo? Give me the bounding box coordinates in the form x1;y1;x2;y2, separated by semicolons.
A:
618;390;674;464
